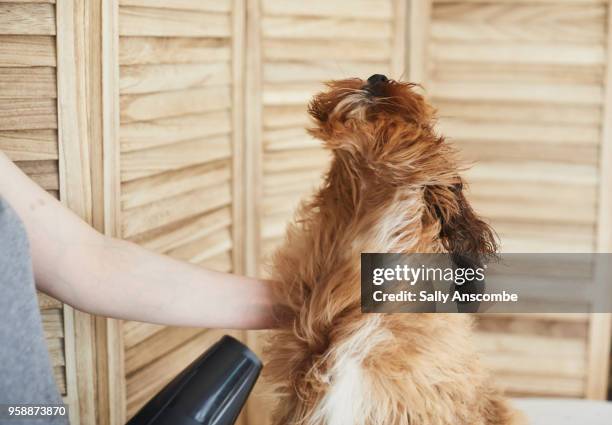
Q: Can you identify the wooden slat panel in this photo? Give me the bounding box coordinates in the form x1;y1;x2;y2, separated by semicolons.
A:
122;182;232;238
263;169;322;196
0;3;55;35
130;207;232;253
120;111;231;152
122;160;231;209
429;80;603;104
430;3;606;43
263;105;310;129
482;351;586;379
262;0;393;20
475;316;588;337
262;82;323;105
263;39;391;62
261;16;392;40
434;0;606;3
497;374;584;397
491;221;595;246
125;327;202;375
473;197;594;222
120;86;231;123
15;159;59;190
263;127;317;151
119;0;231;12
263;192;304;216
120;62;231;94
263;61;390;83
0;35;56;67
0;98;57;130
0;129;58;161
54;366;66;395
260;237;284;263
165;226;232;263
2;1;56;3
42;308;64;339
432;2;604;21
0;67;57;98
465;161;598;185
263;148;330;173
429;62;604;85
119;7;231;37
499;237;594;254
476;331;586;359
430;20;605;44
261;212;293;240
46;336;65;367
478;313;590;324
198;250;233;272
465;180;598;208
123;321;166;350
457;140;598;165
119;37;231;65
38;291;62;309
434;99;602;126
439;118;600;145
121;136;231;182
429;41;605;66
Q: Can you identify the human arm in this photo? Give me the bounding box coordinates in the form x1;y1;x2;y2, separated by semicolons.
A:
0;151;277;329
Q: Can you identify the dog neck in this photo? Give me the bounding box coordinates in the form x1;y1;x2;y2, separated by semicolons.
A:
316;152;441;254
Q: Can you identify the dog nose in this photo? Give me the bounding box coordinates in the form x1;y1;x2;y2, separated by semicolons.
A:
367;74;388;85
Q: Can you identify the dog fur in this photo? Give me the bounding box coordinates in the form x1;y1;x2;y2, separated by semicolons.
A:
264;78;523;425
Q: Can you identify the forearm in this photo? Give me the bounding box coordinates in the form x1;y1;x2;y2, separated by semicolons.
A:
77;236;277;329
0;151;277;329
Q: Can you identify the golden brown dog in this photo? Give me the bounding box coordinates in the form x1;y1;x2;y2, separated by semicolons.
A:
264;75;523;425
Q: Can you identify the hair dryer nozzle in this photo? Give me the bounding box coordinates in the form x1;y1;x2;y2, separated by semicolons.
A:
127;335;262;425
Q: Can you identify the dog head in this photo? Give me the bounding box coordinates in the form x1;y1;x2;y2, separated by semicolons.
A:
308;75;497;260
308;75;435;165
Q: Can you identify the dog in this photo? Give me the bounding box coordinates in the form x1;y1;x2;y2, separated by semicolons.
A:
264;75;523;425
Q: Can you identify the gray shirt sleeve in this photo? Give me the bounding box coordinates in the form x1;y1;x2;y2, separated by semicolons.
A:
0;197;69;424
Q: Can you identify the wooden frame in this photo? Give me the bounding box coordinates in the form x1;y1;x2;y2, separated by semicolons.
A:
232;2;248;423
100;0;125;423
232;0;246;276
56;1;96;424
56;1;126;423
244;0;263;276
103;0;121;240
392;0;408;80
244;1;266;423
61;305;80;425
406;0;431;84
585;0;612;401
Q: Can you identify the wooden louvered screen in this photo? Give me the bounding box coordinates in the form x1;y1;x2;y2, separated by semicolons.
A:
0;1;99;424
115;0;245;419
0;3;58;198
3;1;612;424
244;0;612;413
409;0;612;399
245;0;407;271
1;0;63;411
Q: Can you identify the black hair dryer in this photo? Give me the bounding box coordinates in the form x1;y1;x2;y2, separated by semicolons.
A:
127;335;262;425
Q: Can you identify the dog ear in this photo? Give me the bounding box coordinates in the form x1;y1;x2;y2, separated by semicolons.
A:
425;181;498;262
425;181;497;312
307;79;364;125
